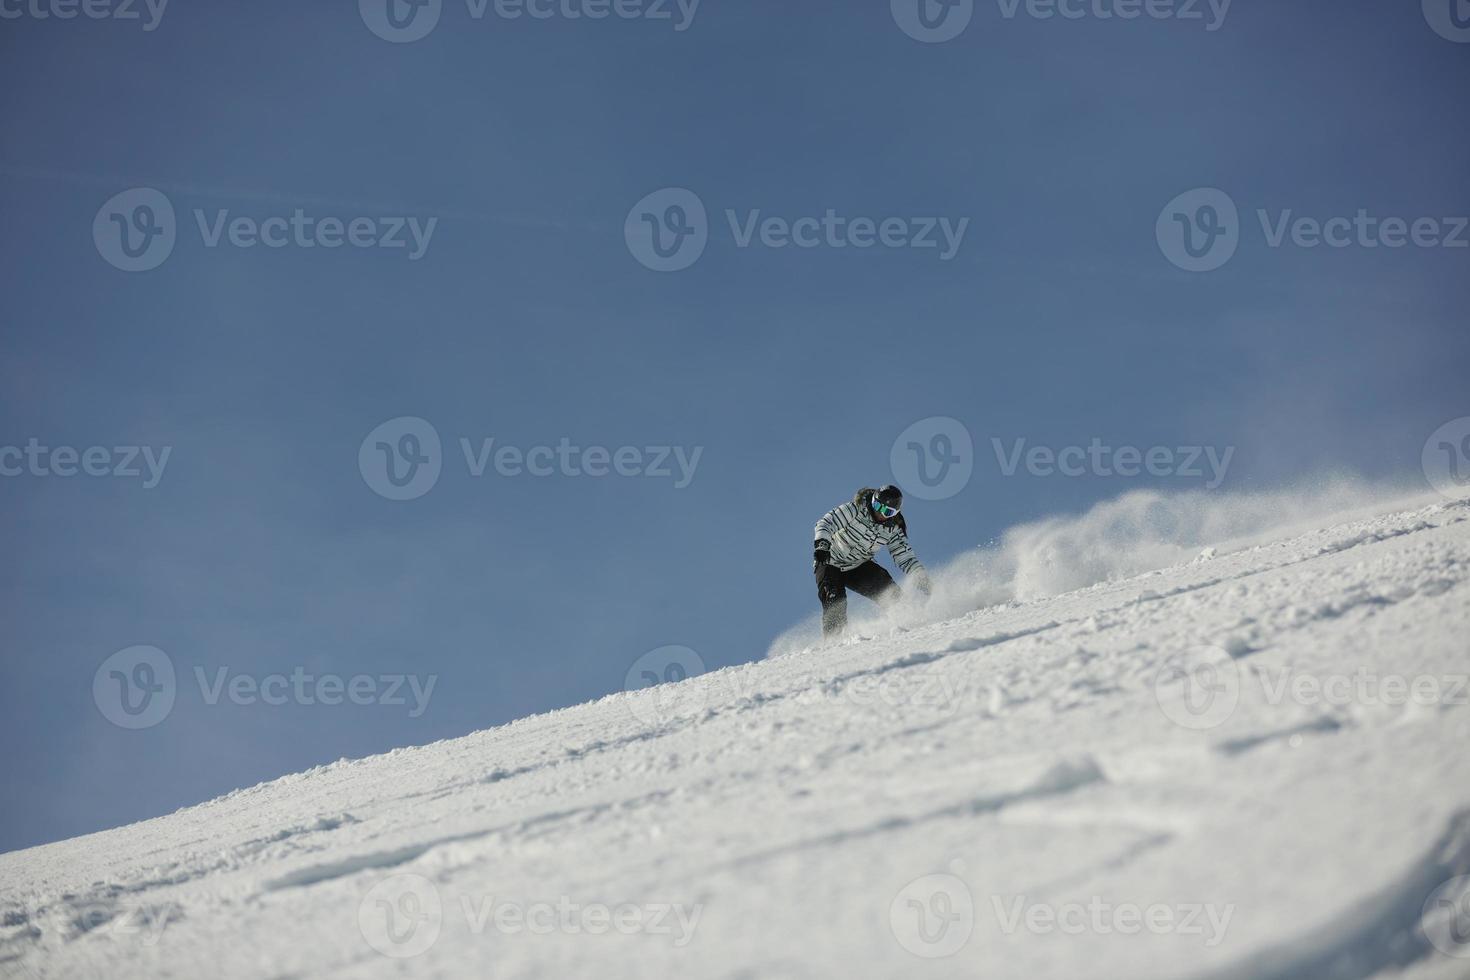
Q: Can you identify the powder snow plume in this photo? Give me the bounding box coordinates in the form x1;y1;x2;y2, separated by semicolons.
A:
767;477;1435;657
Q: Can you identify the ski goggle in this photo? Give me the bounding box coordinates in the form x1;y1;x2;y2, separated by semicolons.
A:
871;498;900;519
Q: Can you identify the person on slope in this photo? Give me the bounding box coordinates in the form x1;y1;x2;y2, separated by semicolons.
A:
813;485;932;639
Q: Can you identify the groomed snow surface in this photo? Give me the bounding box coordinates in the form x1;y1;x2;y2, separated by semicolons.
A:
3;490;1469;980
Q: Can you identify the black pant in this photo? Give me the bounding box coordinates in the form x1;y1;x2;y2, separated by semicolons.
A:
815;561;900;638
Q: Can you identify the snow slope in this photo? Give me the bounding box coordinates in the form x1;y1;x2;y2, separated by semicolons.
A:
3;494;1469;980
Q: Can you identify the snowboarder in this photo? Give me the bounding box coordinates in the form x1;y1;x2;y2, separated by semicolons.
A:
813;485;932;639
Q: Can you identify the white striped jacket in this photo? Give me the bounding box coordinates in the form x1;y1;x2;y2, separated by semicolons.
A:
814;489;926;574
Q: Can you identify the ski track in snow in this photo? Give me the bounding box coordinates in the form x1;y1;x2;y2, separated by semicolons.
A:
2;496;1469;979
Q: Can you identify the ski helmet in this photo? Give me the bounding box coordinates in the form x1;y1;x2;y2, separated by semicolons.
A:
871;485;903;520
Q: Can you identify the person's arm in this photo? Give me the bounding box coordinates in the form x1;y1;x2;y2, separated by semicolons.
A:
887;526;932;593
813;503;847;567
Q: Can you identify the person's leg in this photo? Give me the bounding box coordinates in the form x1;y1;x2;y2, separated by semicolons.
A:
845;561;901;610
815;563;848;638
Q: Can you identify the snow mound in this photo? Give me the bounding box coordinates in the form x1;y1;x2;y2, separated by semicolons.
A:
2;494;1468;980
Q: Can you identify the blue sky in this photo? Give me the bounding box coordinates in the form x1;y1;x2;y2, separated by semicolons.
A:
1;0;1466;853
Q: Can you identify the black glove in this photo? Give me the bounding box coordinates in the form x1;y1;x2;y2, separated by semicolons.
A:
813;540;831;573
